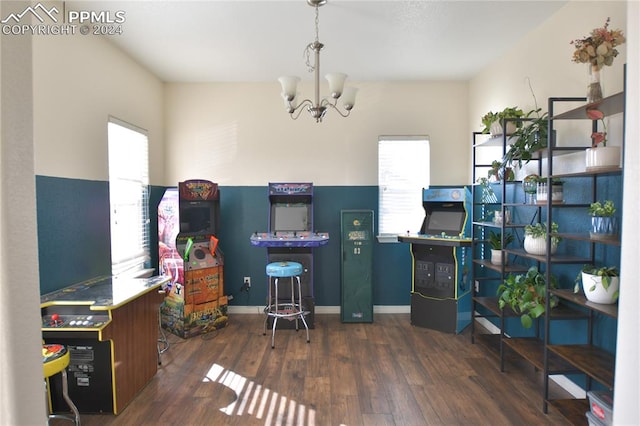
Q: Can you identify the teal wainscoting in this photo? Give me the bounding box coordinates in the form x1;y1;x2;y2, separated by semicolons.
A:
36;179;413;306
36;175;111;294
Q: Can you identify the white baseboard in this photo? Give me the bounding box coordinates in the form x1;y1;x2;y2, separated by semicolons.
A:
550;375;587;398
227;305;411;315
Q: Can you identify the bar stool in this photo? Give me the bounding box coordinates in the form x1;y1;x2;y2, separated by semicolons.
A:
264;261;310;348
43;344;81;426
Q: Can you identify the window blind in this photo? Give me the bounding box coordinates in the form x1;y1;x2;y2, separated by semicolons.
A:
108;118;150;277
378;136;430;241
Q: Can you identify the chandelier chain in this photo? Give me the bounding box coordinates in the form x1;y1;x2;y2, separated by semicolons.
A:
303;5;320;73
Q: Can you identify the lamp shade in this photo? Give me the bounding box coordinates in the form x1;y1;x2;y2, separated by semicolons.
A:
278;76;300;100
325;73;347;98
341;86;358;110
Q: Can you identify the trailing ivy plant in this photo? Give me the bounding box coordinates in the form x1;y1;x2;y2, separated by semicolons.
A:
476;177;497;204
502;108;549;169
497;266;558;328
481;107;525;134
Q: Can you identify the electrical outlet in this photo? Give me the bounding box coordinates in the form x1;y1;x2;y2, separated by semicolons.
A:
243;276;251;287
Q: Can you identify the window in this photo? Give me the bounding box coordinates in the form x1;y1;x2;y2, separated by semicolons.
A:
378;135;430;242
108;118;150;277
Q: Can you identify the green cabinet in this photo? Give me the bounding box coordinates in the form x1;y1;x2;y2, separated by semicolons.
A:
340;210;374;323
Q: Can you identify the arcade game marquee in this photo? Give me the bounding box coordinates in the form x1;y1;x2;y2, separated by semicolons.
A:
158;179;228;338
398;186;472;334
250;182;329;328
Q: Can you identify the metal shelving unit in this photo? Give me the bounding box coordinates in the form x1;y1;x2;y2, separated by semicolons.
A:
542;91;625;424
471;89;624;425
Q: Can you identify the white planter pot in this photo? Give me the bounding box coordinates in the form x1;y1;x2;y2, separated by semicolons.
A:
489;121;517;137
585;147;621;171
490;249;508;265
524;235;557;255
581;273;619;304
489;121;503;137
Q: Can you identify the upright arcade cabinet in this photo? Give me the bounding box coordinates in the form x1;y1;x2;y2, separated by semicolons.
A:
398;186;472;334
158;179;228;338
250;183;329;328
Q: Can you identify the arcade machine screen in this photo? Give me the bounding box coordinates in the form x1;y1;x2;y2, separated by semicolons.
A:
272;204;310;232
424;210;465;236
180;202;217;234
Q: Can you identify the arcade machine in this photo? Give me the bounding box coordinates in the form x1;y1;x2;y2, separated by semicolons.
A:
398;186;472;334
41;275;170;414
250;183;329;328
158;179;228;338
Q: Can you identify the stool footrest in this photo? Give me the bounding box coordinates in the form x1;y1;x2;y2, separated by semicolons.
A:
265;303;308;318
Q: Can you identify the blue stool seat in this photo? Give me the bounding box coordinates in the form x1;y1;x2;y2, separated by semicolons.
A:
266;261;303;277
263;261;310;348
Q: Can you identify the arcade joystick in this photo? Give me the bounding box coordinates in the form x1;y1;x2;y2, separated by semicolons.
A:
50;313;62;326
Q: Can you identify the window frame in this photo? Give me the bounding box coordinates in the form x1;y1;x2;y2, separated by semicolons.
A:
377;135;430;243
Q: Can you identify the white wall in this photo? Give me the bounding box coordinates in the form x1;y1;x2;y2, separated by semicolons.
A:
470;1;637;423
33;33;165;184
164;81;469;187
470;2;626;132
0;3;46;424
615;2;640;424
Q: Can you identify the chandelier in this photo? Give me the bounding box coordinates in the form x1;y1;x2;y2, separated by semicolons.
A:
278;0;357;123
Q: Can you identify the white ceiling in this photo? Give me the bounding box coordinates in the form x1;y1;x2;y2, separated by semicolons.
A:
69;0;567;83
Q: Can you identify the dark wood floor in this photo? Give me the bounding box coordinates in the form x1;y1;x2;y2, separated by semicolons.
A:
52;314;572;425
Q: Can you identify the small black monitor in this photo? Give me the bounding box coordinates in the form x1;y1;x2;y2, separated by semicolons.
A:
272;204;310;232
180;202;218;234
423;209;466;236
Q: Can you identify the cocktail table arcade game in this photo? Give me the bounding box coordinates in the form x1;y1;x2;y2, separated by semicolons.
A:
41;275;169;414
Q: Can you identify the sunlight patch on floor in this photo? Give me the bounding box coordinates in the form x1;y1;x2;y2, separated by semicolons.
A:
204;362;316;425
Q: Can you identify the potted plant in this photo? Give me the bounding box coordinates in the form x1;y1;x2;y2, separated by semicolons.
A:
502;108;549;169
476;177;497;204
585;108;622;171
588;200;618;240
487;160;515;182
488;231;514;265
481;107;524;136
497;266;558;328
574;265;620;304
523;222;560;255
481;111;499;135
